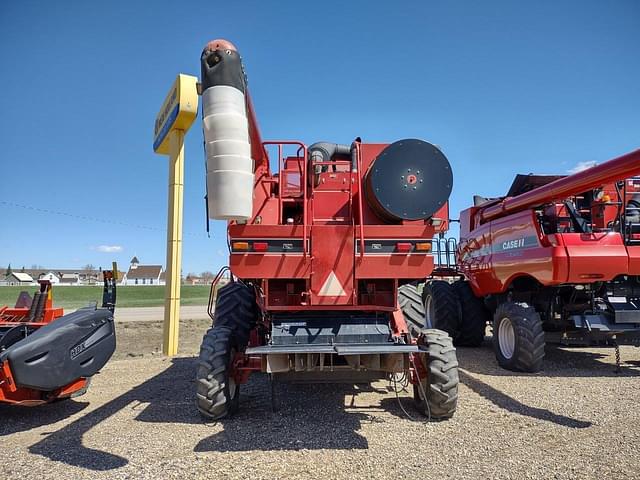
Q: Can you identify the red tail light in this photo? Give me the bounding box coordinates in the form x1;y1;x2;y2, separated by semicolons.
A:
396;242;412;253
253;242;268;252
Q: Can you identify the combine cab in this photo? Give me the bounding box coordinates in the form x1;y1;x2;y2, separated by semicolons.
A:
195;39;459;420
0;270;117;405
421;149;640;372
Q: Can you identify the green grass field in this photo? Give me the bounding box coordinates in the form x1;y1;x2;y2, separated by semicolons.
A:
0;285;211;309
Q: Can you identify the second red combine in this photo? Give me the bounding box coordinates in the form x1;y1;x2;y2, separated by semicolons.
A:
196;39;458;420
422;148;640;372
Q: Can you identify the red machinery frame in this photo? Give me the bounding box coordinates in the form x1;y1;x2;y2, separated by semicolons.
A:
197;38;459;420
228;140;449;311
458;149;640;296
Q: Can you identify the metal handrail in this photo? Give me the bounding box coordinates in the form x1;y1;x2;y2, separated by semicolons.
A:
355;143;365;259
262;141;308;256
432;237;458;269
312;160;352;165
208;266;231;321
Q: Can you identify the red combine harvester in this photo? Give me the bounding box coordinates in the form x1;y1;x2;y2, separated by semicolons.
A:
421;149;640;372
0;271;117;405
196;39;458;420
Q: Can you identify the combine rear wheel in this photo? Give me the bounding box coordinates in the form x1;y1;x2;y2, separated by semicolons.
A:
196;326;239;420
197;281;257;420
422;281;461;340
493;302;545;372
453;281;489;347
413;329;459;419
212;282;257;348
398;283;426;335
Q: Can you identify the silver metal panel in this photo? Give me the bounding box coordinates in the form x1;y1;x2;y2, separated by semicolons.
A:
246;344;418;355
333;344;418;354
246;345;335;355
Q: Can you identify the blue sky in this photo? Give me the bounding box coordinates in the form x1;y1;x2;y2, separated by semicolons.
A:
1;0;639;275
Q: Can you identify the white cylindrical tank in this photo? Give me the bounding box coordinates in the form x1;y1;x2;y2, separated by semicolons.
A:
202;85;253;221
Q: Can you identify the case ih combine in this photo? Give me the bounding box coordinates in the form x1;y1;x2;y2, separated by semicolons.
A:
0;271;117;405
196;39;458;420
421;149;640;372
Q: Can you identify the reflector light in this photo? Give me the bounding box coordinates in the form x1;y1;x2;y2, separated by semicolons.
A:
253;242;268;252
232;241;249;250
415;242;431;251
579;273;604;279
396;242;412;253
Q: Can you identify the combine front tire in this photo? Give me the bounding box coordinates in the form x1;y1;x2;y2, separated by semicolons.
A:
453;281;489;347
422;281;461;340
493;302;545;372
196;326;239;420
414;329;459;420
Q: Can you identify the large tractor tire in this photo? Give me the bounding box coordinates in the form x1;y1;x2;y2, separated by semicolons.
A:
196;326;240;420
211;281;257;349
413;329;459;420
197;282;257;420
493;302;545;372
398;283;426;335
422;280;461;341
453;281;490;347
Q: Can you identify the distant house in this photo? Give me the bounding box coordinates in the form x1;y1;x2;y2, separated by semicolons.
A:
185;274;204;285
60;273;80;285
3;272;34;286
39;272;60;284
121;257;165;286
0;266;120;286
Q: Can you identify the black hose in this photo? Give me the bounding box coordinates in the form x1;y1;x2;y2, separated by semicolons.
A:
308;142;351;173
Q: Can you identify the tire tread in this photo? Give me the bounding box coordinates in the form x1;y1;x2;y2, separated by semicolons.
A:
493;302;545;372
415;329;459;419
453;281;489;347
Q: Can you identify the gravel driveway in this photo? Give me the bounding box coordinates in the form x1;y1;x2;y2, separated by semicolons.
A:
1;328;639;479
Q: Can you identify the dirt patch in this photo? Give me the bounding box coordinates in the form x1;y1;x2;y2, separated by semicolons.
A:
113;318;211;360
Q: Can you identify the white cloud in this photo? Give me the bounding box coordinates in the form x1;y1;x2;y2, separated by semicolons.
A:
94;245;123;253
568;161;597;174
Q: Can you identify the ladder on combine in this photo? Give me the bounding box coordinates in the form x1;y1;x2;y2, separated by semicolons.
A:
268;141;367;306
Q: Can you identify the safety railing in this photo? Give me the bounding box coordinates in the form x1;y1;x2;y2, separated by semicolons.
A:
432;237;458;269
309;159;352;227
621;178;640;245
355;143;365;259
262;141;308;256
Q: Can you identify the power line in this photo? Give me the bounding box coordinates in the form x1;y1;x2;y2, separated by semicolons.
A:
0;200;206;238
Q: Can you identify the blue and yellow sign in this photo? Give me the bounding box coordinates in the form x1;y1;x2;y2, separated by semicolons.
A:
153;74;198;155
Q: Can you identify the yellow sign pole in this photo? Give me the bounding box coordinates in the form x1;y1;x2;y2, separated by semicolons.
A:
163;129;185;355
154;74;198;356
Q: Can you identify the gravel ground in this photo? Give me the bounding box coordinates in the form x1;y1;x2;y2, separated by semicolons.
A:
1;322;640;480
